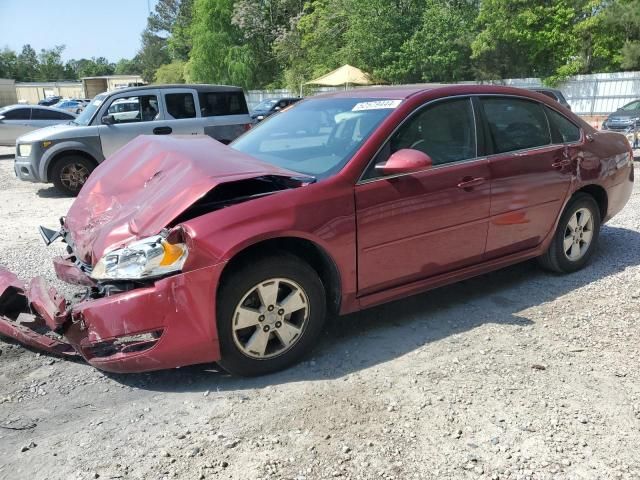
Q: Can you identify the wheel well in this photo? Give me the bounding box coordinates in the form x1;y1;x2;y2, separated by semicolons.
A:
575;184;608;220
46;150;97;182
219;238;342;315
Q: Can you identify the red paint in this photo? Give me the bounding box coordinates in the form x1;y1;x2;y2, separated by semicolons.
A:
0;84;634;373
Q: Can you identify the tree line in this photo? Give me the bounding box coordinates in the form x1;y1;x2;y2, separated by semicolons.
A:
2;0;639;89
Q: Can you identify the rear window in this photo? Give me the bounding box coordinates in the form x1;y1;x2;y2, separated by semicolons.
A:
199;91;248;116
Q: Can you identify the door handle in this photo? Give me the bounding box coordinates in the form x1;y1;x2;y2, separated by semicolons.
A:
457;177;486;190
551;159;571;169
153;126;172;135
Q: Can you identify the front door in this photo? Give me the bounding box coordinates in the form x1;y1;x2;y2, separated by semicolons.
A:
478;97;575;258
97;89;166;156
355;97;491;296
0;107;33;144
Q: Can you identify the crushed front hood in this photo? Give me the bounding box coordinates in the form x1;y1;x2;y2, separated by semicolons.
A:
65;135;305;263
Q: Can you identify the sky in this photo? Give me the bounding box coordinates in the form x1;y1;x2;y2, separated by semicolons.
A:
0;0;159;62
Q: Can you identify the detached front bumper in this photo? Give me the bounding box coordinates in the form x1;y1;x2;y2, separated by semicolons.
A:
0;262;225;373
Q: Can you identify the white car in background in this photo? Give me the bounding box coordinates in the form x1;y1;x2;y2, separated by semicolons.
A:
0;105;76;146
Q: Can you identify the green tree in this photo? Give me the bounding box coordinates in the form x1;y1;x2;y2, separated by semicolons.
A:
0;48;18;79
187;0;253;87
154;60;186;83
37;45;66;81
386;0;478;83
168;0;194;60
605;0;640;69
15;44;38;81
114;56;143;75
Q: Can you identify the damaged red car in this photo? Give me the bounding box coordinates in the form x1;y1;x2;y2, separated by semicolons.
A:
0;85;634;376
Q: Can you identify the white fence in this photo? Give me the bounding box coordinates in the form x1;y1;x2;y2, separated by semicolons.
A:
247;71;640;116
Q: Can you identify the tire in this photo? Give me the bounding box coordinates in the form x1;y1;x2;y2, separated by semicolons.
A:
51;155;95;196
538;193;601;273
216;253;327;376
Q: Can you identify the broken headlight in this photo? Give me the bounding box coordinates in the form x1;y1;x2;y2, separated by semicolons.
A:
90;235;188;281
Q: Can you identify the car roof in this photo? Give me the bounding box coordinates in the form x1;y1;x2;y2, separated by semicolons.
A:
315;84;562;101
101;84;245;96
0;104;76;115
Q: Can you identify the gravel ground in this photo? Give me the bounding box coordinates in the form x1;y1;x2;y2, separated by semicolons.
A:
1;145;640;480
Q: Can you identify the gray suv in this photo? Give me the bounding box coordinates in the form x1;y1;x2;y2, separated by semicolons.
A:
15;84;252;195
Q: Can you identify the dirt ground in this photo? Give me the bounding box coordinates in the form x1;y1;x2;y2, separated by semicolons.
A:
1;145;640;480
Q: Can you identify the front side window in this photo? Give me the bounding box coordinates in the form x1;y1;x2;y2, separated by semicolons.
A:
106;95;159;124
3;108;30;120
165;92;197;119
387;97;477;167
545;107;580;143
481;97;550;154
199;91;248;117
232;97;396;179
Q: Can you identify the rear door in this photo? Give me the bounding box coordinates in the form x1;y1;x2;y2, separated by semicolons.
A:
0;107;32;144
161;88;202;137
198;90;251;144
355;97;491;295
479;96;575;259
97;89;165;156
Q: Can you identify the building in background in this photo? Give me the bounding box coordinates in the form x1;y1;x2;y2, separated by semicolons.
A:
11;75;145;104
0;79;18;107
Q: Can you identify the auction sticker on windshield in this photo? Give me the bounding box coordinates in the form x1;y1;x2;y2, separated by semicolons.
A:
352;100;402;111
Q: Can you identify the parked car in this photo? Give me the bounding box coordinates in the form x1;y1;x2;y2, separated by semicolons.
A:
601;99;640;138
251;97;300;122
53;99;87;114
14;84;252;195
527;87;571;110
0;85;633;376
38;96;62;107
0;105;75;146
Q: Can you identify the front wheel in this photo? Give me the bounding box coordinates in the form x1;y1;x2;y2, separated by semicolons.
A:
217;253;326;376
51;155;95;196
538;193;601;273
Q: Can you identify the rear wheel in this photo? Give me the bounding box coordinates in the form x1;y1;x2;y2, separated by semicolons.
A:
51;155;95;196
217;253;326;376
538;193;601;273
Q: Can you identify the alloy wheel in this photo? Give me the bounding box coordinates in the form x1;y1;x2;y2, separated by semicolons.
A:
60;163;90;191
563;207;594;261
231;277;310;359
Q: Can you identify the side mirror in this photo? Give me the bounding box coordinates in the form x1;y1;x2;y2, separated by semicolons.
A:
375;149;433;176
101;114;115;125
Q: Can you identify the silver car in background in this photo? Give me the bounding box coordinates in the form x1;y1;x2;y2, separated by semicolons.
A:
15;84;252;195
0;105;76;146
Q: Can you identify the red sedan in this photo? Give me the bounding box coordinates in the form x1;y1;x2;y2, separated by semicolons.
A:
0;85;634;376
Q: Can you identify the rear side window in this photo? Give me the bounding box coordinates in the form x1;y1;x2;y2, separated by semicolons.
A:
4;108;30;120
545;107;580;143
481;98;550;154
165;92;197;119
32;109;74;120
199;91;248;116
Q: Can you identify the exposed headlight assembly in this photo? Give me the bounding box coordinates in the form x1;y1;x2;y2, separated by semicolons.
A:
91;235;188;281
17;143;32;157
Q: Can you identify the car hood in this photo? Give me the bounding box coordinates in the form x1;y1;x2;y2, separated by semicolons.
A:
65;135;307;264
17;122;97;143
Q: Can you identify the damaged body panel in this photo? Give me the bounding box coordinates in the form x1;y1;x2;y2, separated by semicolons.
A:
0;84;634;375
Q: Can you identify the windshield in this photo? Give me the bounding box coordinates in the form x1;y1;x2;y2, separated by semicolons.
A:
253;99;278;111
73;93;107;126
232;97;399;179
